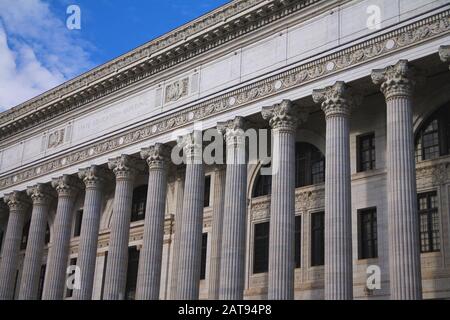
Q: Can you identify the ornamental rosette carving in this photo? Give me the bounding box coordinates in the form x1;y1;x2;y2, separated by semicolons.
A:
177;131;203;164
312;81;360;118
108;155;139;180
371;60;417;100
26;183;54;205
217;116;246;148
78;165;112;189
439;45;450;68
4;191;31;212
261;99;303;131
140;143;170;170
51;175;82;198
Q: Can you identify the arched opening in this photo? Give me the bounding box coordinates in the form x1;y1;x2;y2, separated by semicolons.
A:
251;142;325;198
415;102;450;162
131;185;148;222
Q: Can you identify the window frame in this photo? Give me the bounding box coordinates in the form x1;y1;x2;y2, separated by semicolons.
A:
253;221;270;274
418;191;441;253
357;132;376;172
357;207;378;260
310;211;325;267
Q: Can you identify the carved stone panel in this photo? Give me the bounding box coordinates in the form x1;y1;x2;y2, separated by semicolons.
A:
165;78;189;103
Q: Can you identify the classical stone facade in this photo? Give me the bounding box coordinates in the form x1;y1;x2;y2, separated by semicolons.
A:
0;0;450;300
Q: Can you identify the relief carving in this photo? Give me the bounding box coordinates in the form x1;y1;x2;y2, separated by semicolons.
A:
165;78;189;103
47;128;65;149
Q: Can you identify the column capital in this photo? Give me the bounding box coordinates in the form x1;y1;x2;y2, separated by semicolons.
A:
108;155;139;180
79;165;112;189
439;45;450;69
26;183;55;205
371;60;417;100
51;175;82;198
177;131;203;164
312;81;360;118
4;191;31;211
140;143;170;170
262;100;303;131
217;116;246;148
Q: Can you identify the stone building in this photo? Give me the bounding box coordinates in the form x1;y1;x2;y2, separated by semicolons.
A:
0;0;449;300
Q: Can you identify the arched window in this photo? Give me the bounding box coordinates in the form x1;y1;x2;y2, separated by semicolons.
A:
131;185;148;222
252;142;325;198
415;103;450;162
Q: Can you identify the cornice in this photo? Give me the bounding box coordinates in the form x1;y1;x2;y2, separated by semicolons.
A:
0;0;321;139
0;9;449;191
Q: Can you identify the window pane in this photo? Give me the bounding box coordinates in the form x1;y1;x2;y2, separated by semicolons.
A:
357;133;376;172
131;185;148;222
200;233;208;280
253;222;269;274
295;216;301;268
311;212;324;266
358;208;378;259
418;192;440;253
73;209;83;237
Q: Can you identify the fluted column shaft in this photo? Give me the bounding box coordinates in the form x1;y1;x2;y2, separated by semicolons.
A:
103;155;138;300
372;60;422;300
73;166;109;300
218;117;247;300
136;144;169;300
313;82;357;300
0;192;30;300
208;166;225;300
19;185;53;300
262;100;299;300
176;132;205;300
169;170;185;299
43;175;81;300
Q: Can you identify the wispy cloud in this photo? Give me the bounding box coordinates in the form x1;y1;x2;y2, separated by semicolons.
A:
0;0;94;111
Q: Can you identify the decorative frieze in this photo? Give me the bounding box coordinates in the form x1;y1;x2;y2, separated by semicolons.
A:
1;10;449;190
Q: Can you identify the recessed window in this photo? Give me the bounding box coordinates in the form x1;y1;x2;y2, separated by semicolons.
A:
200;233;208;280
73;209;83;237
125;246;140;300
295;142;325;188
131;185;148;222
20;220;31;250
253;222;269;274
295;215;301;268
357;133;376;172
66;258;77;298
311;212;324;267
358;208;378;259
418;192;440;253
252;166;272;198
415;104;450;162
204;176;211;207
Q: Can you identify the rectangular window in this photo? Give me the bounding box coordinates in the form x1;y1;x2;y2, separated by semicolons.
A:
73;209;83;237
125;247;140;300
66;258;77;298
418;192;440;253
37;264;46;300
295;215;301;268
200;233;208;280
311;212;324;267
357;133;376;172
204;176;211;207
358;208;378;259
253;222;269;274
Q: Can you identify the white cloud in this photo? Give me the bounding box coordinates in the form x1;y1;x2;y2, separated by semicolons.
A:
0;0;94;111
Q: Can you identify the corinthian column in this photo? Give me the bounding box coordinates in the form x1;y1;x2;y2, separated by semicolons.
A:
73;166;110;300
439;45;450;69
372;60;422;300
136;144;170;300
0;192;30;300
43;175;81;300
169;167;185;299
208;165;225;300
217;117;247;300
19;184;54;300
313;82;358;300
103;155;139;300
262;100;300;300
176;131;205;300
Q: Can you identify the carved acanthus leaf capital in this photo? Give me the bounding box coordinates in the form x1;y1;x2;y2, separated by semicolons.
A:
108;155;139;180
312;81;360;118
140;143;170;170
439;45;450;69
177;131;203;164
4;191;31;212
26;183;55;205
51;175;82;198
371;60;417;100
261;100;302;131
217;116;246;147
79;165;112;189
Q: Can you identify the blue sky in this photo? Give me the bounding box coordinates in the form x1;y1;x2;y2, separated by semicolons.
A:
0;0;229;111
